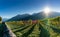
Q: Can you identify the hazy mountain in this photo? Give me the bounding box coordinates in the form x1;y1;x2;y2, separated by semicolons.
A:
7;14;31;21
2;18;8;22
48;12;60;18
7;12;60;21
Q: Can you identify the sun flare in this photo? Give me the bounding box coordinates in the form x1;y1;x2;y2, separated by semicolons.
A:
44;7;51;14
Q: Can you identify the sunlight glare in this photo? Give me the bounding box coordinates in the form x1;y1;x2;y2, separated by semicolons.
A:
44;7;51;16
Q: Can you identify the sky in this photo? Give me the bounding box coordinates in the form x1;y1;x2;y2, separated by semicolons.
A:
0;0;60;18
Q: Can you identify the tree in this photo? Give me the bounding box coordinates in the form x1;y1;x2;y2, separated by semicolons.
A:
0;16;2;23
0;16;2;21
0;17;2;21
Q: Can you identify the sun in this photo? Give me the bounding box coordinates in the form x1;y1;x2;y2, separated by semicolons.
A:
44;7;51;15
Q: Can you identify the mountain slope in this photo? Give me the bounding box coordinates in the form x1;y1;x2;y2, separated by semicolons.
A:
7;12;60;21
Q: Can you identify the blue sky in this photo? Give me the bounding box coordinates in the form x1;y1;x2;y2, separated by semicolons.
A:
0;0;60;18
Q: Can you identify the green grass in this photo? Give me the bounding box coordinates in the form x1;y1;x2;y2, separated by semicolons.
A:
28;24;40;37
14;24;35;37
2;16;60;37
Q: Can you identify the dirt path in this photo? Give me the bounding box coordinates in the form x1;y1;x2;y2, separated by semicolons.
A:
3;23;16;37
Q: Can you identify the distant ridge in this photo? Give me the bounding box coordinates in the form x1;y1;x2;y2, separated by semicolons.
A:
7;12;60;21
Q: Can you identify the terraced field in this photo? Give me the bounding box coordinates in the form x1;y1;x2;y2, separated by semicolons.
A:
5;17;60;37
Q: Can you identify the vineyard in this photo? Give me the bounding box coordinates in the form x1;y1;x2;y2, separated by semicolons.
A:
5;17;60;37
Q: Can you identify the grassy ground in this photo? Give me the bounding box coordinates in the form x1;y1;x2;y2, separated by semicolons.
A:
1;16;60;37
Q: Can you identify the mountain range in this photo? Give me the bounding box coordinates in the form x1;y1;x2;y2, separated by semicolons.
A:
7;12;60;21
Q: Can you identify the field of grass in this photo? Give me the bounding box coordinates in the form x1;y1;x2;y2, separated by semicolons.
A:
5;17;60;37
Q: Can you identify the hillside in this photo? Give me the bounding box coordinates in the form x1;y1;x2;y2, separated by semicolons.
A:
7;12;60;21
5;16;60;37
